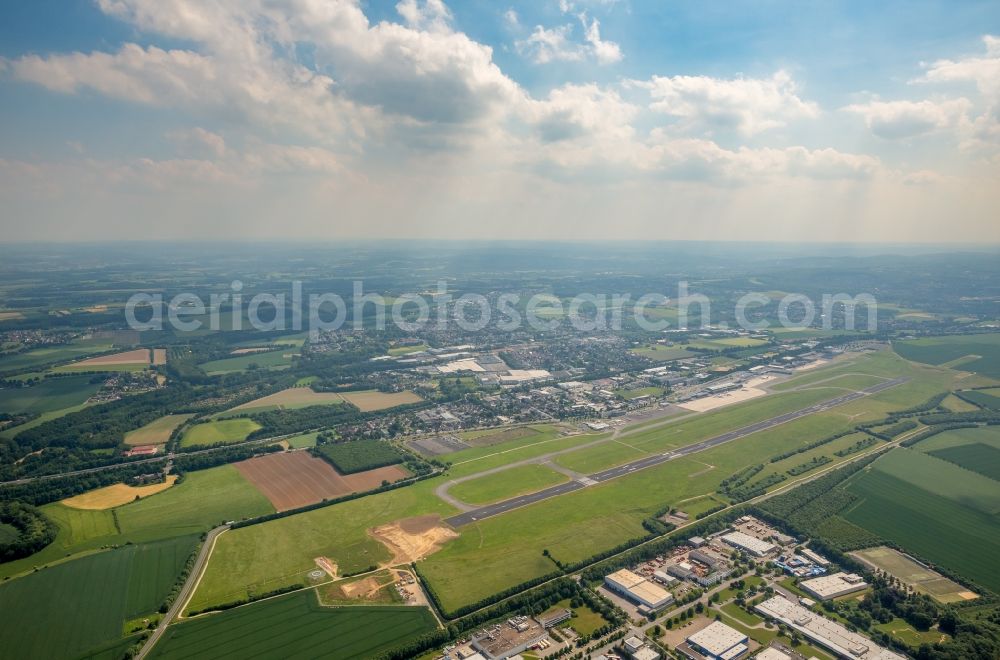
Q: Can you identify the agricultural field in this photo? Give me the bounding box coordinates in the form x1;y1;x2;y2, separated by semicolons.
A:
0;465;272;579
315;439;407;473
449;464;569;505
893;333;1000;379
841;450;1000;593
124;414;194;446
614;386;665;400
234;450;410;511
0;337;116;374
686;337;769;350
222;387;348;415
388;343;428;355
928;443;1000;481
339;389;423;412
850;546;977;604
459;425;540;447
0;535;197;660
0;375;103;414
198;349;297;375
179;418;261;448
61;476;179;509
957;389;1000;410
154;592;436;660
54;348;155;372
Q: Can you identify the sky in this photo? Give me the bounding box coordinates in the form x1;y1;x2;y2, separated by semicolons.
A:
0;0;998;243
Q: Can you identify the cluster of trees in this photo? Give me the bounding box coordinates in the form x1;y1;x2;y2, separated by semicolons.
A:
0;501;57;561
0;460;167;506
901;423;980;448
719;463;786;502
834;436;878;457
312;439;406;474
769;430;855;463
787;455;831;476
172;443;281;472
867;419;918;440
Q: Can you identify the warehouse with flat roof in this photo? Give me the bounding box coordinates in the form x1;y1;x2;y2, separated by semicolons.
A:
721;531;776;557
755;595;906;660
800;572;868;600
604;569;674;611
685;621;749;660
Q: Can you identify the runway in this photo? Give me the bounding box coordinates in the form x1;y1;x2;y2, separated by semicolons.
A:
444;377;906;527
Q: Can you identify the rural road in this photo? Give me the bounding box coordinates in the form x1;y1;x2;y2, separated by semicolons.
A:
135;524;230;660
444;377;906;526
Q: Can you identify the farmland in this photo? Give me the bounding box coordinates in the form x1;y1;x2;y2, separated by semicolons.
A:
155;592;436;660
842;451;1000;593
0;534;197;660
449;464;569;505
339;389;423;411
179;418;262;448
54;348;155;372
629;345;694;361
234;450;411;511
850;546;977;603
928;443;1000;481
316;439;407;473
198;349;296;375
0;374;103;414
0;337;116;374
61;475;179;509
124;414;193;446
223;387;348;414
893;333;1000;379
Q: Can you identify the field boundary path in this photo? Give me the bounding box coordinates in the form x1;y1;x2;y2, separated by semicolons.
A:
135;523;230;660
444;377;907;526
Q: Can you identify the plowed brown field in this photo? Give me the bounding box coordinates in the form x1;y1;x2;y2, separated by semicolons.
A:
234;451;410;511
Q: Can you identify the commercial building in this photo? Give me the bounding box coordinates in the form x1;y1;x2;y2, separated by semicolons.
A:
755;595;906;660
800;548;831;566
537;608;571;628
685;621;749;660
604;569;674;611
470;617;547;660
689;549;725;570
623;636;661;660
800;572;868;601
721;531;776;557
754;648;791;660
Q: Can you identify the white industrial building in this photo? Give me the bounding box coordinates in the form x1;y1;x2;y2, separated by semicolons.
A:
755;595;906;660
721;531;776;557
754;648;791;660
685;621;749;660
604;569;674;611
800;572;868;600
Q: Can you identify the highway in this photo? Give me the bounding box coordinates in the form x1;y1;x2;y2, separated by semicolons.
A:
444;377;906;527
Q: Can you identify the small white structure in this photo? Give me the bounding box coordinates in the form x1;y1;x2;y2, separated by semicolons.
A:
686;621;749;660
721;531;776;557
800;572;868;601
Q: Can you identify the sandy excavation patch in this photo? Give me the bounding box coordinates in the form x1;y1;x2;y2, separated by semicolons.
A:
314;556;339;578
62;476;178;510
341;576;381;598
368;515;458;565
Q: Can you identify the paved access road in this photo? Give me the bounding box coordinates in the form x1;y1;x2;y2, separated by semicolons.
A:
135;523;230;659
445;377;906;527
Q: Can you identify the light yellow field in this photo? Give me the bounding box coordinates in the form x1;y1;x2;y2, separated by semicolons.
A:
61;476;178;510
340;389;424;412
124;414;194;446
67;348;151;367
152;348;167;365
228;387;348;412
0;311;25;321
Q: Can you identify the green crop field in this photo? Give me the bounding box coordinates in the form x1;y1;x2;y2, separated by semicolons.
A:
179;418;261;448
449;464;569;505
910;424;1000;454
0;466;272;579
894;333;1000;379
615;386;665;400
864;448;1000;515
198;349;296;375
316;439;406;474
0;535;197;660
186;480;453;612
155;592;436;660
929;443;1000;481
843;457;1000;593
958;389;1000;410
0;338;115;374
0;375;103;413
124;414;194;446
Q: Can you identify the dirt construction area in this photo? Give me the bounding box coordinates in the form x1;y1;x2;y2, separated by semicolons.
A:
368;515;458;565
61;476;178;509
339;389;424;412
234;451;411;511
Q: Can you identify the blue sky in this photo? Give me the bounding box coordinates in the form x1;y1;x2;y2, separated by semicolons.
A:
0;0;998;242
